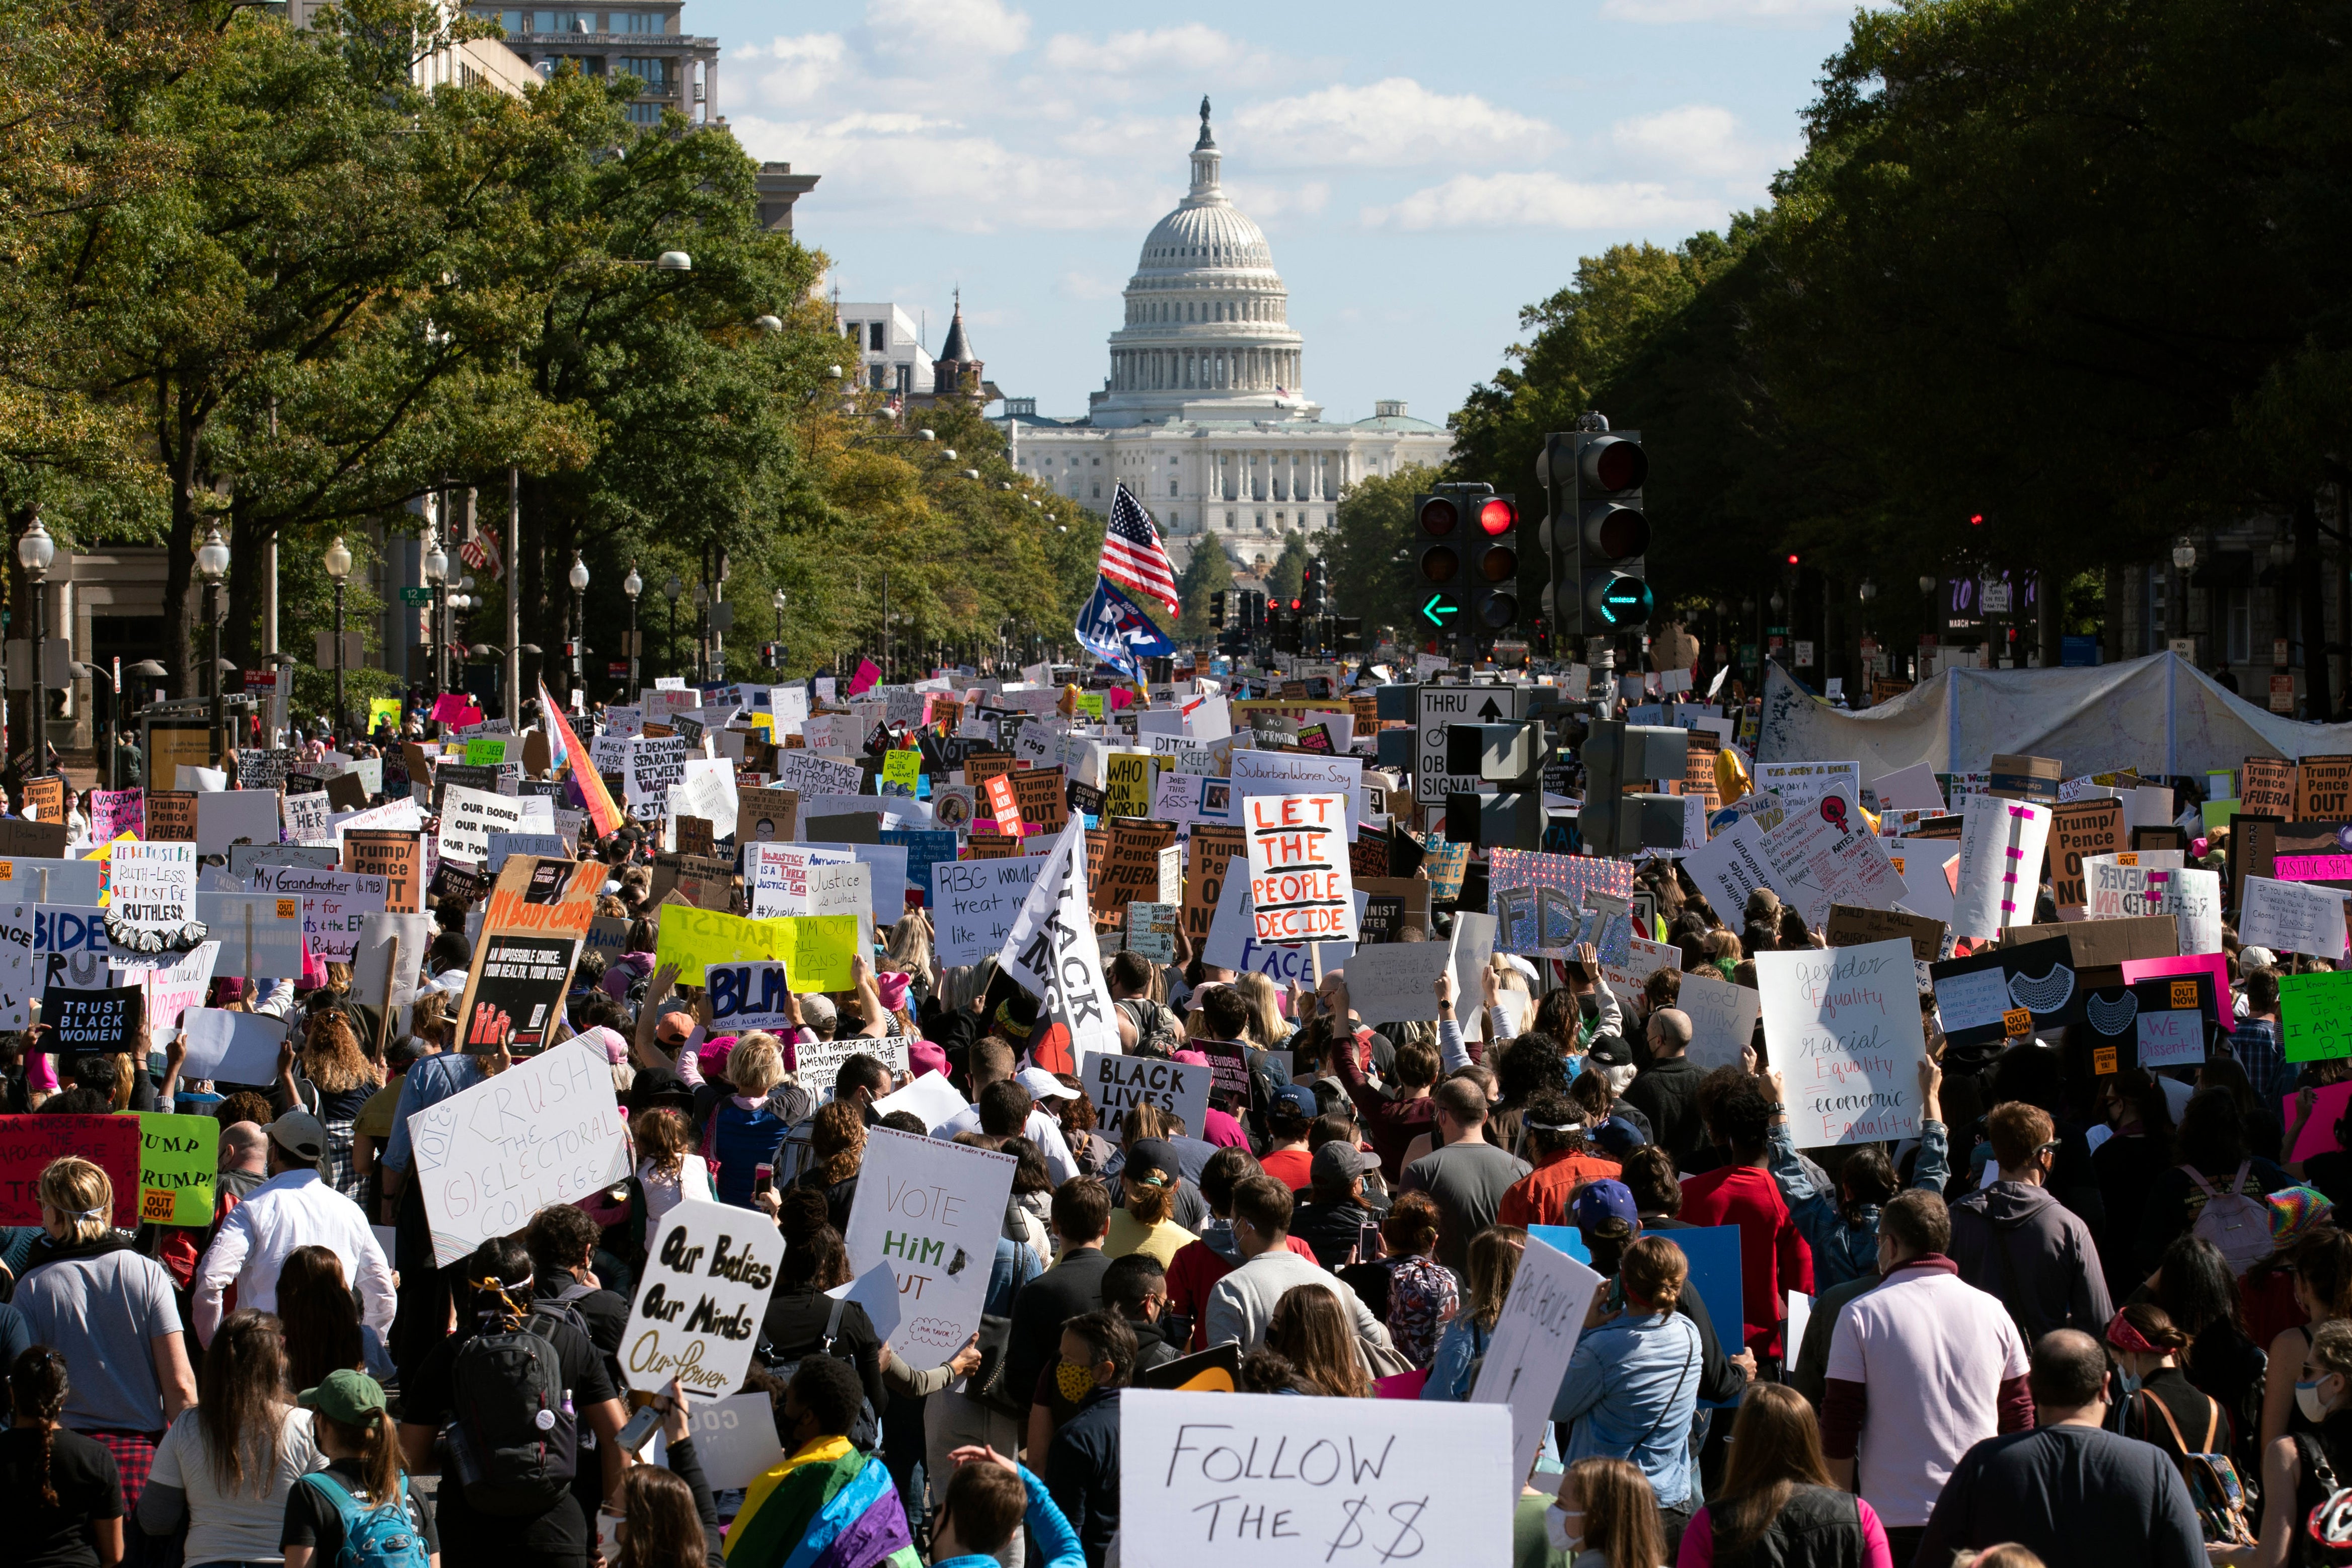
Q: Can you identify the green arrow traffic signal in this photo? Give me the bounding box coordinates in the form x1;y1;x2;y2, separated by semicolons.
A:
1421;593;1461;626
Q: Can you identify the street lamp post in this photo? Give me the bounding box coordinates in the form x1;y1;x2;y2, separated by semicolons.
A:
421;534;448;701
772;588;787;671
324;535;352;742
196;523;230;763
624;566;643;691
568;551;589;707
17;512;52;780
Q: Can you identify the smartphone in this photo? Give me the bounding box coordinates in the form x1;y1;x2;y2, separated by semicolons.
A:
753;1163;775;1197
615;1399;665;1454
1356;1220;1383;1263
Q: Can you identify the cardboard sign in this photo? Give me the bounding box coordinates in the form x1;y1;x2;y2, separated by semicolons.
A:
1095;818;1179;922
1117;1390;1511;1568
1182;823;1246;947
653;904;856;993
931;857;1044;969
344;829;423;913
0;1115;140;1227
1988;753;2064;804
1825;904;1944;964
110;841;197;931
2045;797;2125;909
1469;1234;1606;1480
2240;875;2350;960
736;786;800;844
2243;757;2295;818
146;790;199;842
1338;938;1456;1024
137;1113;218;1226
1680;969;1765;1071
408;1039;627;1265
437;784;524;865
0;818;68;858
1758;940;1930;1147
352;913;433;1013
43;983;140;1053
2284;971;2352;1062
1081;1050;1211;1138
621;1198;786;1395
21;775;65;826
1244;792;1356;945
839;1127;1019;1371
2297;757;2352;821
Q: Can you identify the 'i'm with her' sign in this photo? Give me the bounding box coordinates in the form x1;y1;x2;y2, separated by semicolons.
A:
1756;939;1929;1147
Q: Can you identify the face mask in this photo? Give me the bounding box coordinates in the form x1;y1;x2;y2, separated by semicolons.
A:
2301;1378;2334;1424
1543;1504;1582;1552
2116;1367;2143;1398
1055;1361;1097;1403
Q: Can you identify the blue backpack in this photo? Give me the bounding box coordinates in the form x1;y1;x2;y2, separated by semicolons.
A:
301;1471;430;1568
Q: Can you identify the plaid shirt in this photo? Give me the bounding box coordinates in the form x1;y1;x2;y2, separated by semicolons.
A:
2231;1016;2293;1105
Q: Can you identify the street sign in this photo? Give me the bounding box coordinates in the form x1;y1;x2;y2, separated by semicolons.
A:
1981;581;2012;614
1417;683;1528;805
399;587;431;606
1420;593;1461;629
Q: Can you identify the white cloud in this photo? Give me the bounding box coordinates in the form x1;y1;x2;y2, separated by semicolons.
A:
1362;171;1726;231
1057;271;1121;300
1602;0;1864;22
1236;79;1557;168
732;33;851;103
1610;104;1796;183
1040;24;1249;75
864;0;1031;60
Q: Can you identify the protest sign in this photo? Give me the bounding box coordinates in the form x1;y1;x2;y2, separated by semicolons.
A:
110;841;197;932
281;790;334;845
2086;858;2223;954
705;961;797;1035
746;842;853;919
263;867;389;963
146;790;198;842
90;790;143;842
621;1197;785;1395
655;905;856;993
34;904;112;995
1181;823;1246;948
646;1393;785;1495
2284;971;2352;1062
1760;797;1908;924
2240;875;2349;959
2243;757;2295;817
408;1038;628;1266
995;821;1121;1071
1680;969;1764;1071
137;1114;218;1226
1758;940;1930;1147
736;786;799;844
180;1006;289;1085
871;1070;967;1134
2138;977;2212;1069
0;819;68;858
791;1032;909;1088
840;1127;1019;1371
931;857;1044;968
1125;901;1178;963
1117;1390;1511;1568
437;785;524;865
1243;793;1355;945
0;1115;139;1226
1754;760;1863;817
487;832;571;871
138;943;218;1051
1469;1233;1606;1479
0;901;30;1030
1949;796;2052;940
2119;953;2237;1035
2297;757;2352;820
1338;938;1455;1024
2045;798;2125;909
1081;1050;1211;1138
353;912;434;1015
1825;904;1944;964
1103;751;1155;819
196;790;280;855
0;856;101;906
454;932;579;1054
1095;818;1179;922
43;984;140;1053
1929;936;2085;1048
194;892;306;979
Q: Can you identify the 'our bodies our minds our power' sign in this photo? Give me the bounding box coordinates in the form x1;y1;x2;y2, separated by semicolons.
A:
1757;939;1930;1147
622;1198;784;1395
407;1038;628;1266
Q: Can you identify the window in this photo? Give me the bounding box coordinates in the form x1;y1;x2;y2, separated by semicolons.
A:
1092;485;1101;498
1091;456;1100;465
469;8;526;29
617;56;666;87
870;365;887;390
1169;481;1179;498
613;10;659;30
869;323;884;352
532;10;589;32
2225;587;2251;666
843;321;859;340
623;102;661;124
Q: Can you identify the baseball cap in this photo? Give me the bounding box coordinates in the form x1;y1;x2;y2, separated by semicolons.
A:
799;994;839;1032
1125;1138;1181;1188
627;1067;696;1116
268;1109;328;1163
1017;1066;1079;1102
1592;1116;1647;1159
298;1369;388;1426
1583;1036;1635;1069
1269;1083;1318;1121
1572;1178;1640;1234
2240;946;2277;976
1310;1141;1381;1189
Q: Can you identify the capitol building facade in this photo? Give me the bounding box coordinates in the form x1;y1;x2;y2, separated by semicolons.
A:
996;101;1454;571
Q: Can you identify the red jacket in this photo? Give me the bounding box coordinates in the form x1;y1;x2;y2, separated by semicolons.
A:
1330;1024;1433;1183
1496;1150;1622;1229
1678;1162;1814;1361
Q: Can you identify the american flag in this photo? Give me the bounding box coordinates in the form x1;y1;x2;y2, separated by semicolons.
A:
458;529;503;582
1099;482;1181;615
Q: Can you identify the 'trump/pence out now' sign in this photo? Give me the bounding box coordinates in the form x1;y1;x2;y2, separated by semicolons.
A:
1244;792;1357;945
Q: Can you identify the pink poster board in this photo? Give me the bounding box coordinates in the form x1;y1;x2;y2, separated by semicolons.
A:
2119;951;2236;1034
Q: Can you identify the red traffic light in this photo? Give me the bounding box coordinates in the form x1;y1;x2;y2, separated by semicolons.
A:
1969;513;1985;526
1418;497;1459;535
1289;598;1302;611
1478;498;1516;535
1786;554;1799;566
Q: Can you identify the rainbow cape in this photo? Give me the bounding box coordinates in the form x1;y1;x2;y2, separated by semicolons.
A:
721;1435;920;1568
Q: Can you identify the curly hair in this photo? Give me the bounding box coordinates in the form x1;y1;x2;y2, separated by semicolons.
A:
811;1100;866;1187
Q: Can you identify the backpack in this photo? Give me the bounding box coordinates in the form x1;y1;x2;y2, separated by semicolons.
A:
2185;1161;2273;1276
529;1282;595;1343
442;1317;578;1515
301;1471;431;1568
761;1293;880;1451
1123;998;1183;1059
2130;1388;2258;1547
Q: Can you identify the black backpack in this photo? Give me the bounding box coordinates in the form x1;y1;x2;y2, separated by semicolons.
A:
442;1318;578;1516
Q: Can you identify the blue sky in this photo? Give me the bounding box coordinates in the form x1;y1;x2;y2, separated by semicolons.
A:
702;0;1865;431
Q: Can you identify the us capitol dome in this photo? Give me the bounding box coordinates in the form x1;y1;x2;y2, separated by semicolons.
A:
995;98;1453;571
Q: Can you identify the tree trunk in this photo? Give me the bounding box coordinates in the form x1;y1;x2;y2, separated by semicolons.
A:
2299;493;2330;720
162;383;203;702
225;495;271;676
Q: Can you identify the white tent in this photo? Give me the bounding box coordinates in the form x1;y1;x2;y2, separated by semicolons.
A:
1757;652;2352;781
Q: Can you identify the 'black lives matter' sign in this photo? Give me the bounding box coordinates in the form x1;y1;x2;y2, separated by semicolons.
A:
41;984;140;1054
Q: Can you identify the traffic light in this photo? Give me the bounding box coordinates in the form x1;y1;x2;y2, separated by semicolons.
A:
1540;428;1652;638
1302;564;1328;615
1413;492;1465;636
1444;719;1544;851
1209;590;1229;631
1577;718;1688;855
1466;494;1519;636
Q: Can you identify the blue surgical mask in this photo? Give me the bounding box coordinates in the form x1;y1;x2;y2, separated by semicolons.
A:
2116;1368;2144;1398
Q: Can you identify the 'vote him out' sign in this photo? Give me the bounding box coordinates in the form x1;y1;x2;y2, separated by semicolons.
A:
1245;792;1357;945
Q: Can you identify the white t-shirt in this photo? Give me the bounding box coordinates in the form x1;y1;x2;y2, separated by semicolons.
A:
150;1405;323;1563
1824;1263;2028;1528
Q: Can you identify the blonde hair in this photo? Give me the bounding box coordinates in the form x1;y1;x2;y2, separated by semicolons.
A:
728;1034;786;1097
38;1156;113;1243
1233;974;1291;1046
302;1011;383;1094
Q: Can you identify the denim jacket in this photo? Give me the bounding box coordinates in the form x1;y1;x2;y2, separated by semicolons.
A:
1768;1116;1950;1289
1420;1315;1491;1401
1553;1308;1704;1507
